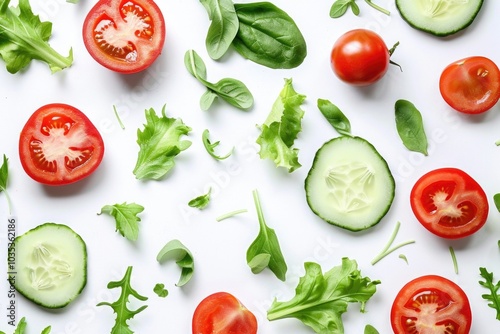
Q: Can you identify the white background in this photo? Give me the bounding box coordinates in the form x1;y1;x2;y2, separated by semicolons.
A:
1;0;500;333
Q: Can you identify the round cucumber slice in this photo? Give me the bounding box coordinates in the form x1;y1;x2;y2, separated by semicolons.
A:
305;136;395;231
9;223;87;308
396;0;484;37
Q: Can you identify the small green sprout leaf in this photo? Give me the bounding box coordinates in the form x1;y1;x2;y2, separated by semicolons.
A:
188;188;212;210
202;129;233;160
371;221;415;265
153;283;169;298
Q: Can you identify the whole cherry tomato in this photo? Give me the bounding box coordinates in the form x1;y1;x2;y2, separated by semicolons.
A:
330;29;392;86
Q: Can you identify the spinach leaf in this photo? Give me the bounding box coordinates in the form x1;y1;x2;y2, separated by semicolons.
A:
395;99;429;156
199;0;239;60
317;99;352;136
233;2;307;69
364;324;379;334
267;258;380;333
133;106;192;180
0;0;73;73
493;193;500;212
247;189;287;281
157;239;195;287
185;49;254;110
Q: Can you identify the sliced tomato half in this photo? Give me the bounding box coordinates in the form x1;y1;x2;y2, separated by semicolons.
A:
82;0;166;74
410;167;488;239
391;275;472;334
192;292;257;334
19;104;105;185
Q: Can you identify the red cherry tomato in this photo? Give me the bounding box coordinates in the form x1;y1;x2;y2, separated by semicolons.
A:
82;0;166;74
391;275;472;334
192;292;257;334
19;103;105;185
410;168;488;239
330;29;390;86
439;56;500;114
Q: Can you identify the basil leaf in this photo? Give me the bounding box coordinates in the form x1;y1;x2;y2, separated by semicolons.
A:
317;99;352;136
395;99;429;156
199;0;239;60
232;2;307;69
157;239;194;287
247;189;287;281
185;50;254;110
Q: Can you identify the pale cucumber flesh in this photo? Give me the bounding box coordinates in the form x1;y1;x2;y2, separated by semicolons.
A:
396;0;484;36
10;223;87;308
305;136;395;231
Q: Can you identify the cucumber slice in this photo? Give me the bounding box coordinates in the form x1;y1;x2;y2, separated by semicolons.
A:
305;136;395;231
9;223;87;308
396;0;483;37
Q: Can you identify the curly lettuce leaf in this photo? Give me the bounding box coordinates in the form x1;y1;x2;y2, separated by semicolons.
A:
133;106;192;180
267;258;380;333
257;78;306;173
0;0;73;73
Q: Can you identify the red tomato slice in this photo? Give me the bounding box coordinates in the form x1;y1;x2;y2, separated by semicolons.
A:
19;104;105;185
192;292;257;334
391;275;472;334
410;168;488;239
82;0;166;74
439;56;500;114
330;29;390;86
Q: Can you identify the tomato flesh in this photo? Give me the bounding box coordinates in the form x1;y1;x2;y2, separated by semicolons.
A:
19;104;104;185
83;0;165;73
391;275;472;334
192;292;257;334
330;29;390;86
439;56;500;114
410;168;488;239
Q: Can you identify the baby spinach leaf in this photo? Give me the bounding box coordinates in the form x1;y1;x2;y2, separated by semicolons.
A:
185;49;254;110
157;239;194;287
493;193;500;212
133;106;192;180
0;154;12;214
0;0;73;73
199;0;239;60
153;283;168;298
97;266;148;334
267;258;380;333
257;78;306;172
479;267;500;320
330;0;360;18
202;129;233;160
364;324;379;334
317;99;352;136
395;99;429;156
232;2;307;69
247;189;287;281
188;187;212;209
98;202;145;241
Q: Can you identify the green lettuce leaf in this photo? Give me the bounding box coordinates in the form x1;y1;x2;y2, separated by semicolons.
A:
99;202;145;241
133;106;192;180
267;258;380;333
256;78;306;172
0;0;73;73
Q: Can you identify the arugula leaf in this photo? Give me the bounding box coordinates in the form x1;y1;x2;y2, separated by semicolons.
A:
479;267;500;320
330;0;360;18
99;202;145;241
233;2;307;69
0;317;51;334
246;189;287;281
267;258;380;333
188;188;212;209
157;239;194;287
0;154;12;214
97;266;148;334
199;0;239;60
153;283;168;298
202;129;233;160
395;99;429;156
133;106;192;180
185;49;254;110
0;0;73;73
317;99;352;136
256;78;306;172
